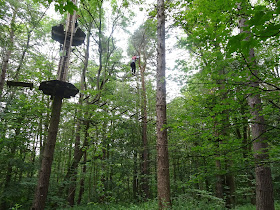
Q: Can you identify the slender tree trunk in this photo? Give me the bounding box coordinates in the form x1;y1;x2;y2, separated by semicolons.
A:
0;8;16;99
203;157;210;191
156;0;171;208
0;146;16;210
212;107;224;199
67;23;90;207
63;121;89;186
139;57;150;200
14;30;31;81
133;151;138;200
67;130;79;206
77;152;87;205
225;161;236;208
237;103;256;205
215;157;224;199
32;9;78;208
88;158;94;203
32;95;63;210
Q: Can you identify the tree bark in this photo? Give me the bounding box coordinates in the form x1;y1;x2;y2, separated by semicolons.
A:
139;55;150;200
77;152;87;205
225;162;236;208
238;6;275;209
247;75;274;210
133;151;139;200
67;23;90;207
0;8;16;99
32;6;77;209
215;157;224;199
156;0;171;208
67;124;80;206
31;95;63;210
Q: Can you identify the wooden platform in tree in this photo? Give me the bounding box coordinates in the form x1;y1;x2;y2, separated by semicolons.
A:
39;80;79;98
51;24;86;46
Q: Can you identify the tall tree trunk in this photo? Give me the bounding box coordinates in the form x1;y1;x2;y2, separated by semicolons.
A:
32;8;77;209
213;100;224;200
247;48;274;210
68;23;90;207
215;156;224;199
237;103;256;205
225;161;236;208
0;146;16;210
77;152;87;205
133;151;138;200
238;7;275;209
31;95;63;210
156;0;171;208
63;121;90;190
139;56;150;200
0;8;17;99
14;30;31;81
67;127;80;206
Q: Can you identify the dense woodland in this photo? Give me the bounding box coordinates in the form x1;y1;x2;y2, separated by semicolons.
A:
1;0;280;209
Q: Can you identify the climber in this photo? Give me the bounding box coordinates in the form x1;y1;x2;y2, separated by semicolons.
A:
130;55;139;75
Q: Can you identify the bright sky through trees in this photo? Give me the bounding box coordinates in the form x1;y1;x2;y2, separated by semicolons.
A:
47;0;185;101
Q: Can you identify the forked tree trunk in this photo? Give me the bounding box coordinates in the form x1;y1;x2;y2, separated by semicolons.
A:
156;0;171;208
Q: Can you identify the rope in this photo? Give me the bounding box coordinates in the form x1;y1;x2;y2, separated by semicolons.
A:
57;11;77;81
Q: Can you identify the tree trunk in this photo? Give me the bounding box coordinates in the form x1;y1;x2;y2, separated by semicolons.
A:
14;30;31;81
133;151;138;200
215;158;224;199
247;79;274;210
225;162;236;208
32;9;78;209
77;152;87;205
156;0;171;208
237;103;256;205
68;23;90;207
67;132;79;206
31;95;63;210
139;56;150;200
0;146;16;210
238;7;275;209
0;8;16;98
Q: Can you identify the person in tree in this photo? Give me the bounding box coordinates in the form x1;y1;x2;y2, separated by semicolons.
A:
130;55;139;75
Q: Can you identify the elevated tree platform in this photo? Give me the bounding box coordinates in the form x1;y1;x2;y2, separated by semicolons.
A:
52;24;86;46
39;80;79;98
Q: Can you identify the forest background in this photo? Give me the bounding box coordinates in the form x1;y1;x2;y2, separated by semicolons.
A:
1;0;280;209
